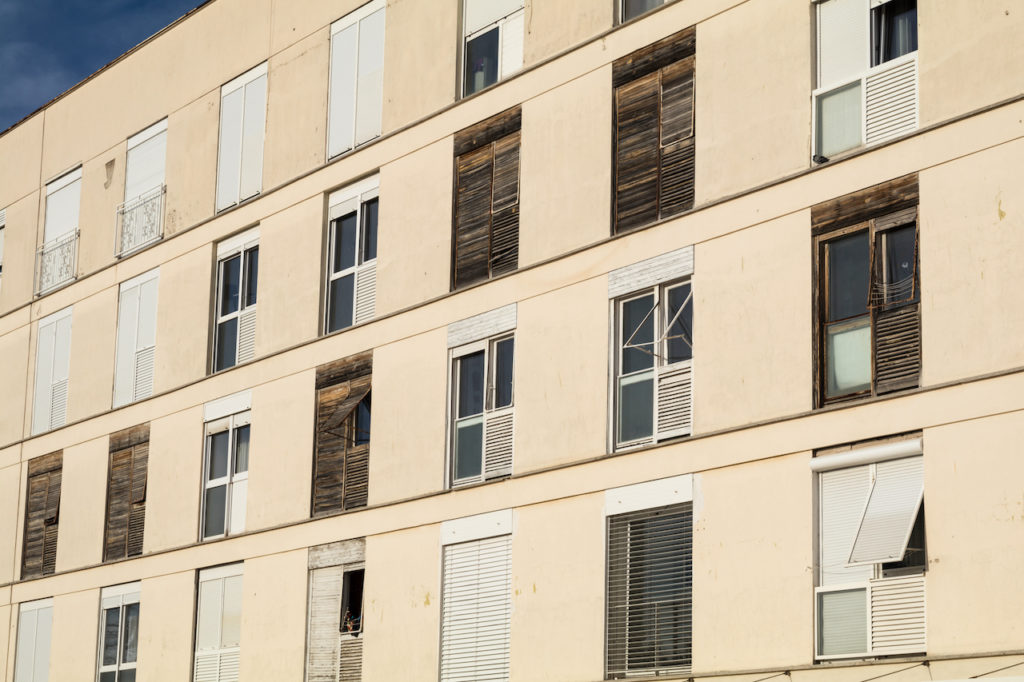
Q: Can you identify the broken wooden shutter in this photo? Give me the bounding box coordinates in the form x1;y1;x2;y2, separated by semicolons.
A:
104;424;149;562
307;539;365;682
22;452;62;579
871;207;920;394
314;352;372;516
613;27;696;234
452;107;521;289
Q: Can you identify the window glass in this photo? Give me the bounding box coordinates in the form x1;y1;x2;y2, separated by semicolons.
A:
618;373;654;443
827;232;869;321
454;419;483;479
665;284;693;364
872;0;917;66
244;247;259;307
465;27;499;95
328;274;355;332
623;0;663;21
621;295;655;374
816;82;862;158
219;255;241;316
493;338;514;408
208;431;230;480
361;198;379;262
119;670;137;682
215;319;238;372
341;569;365;634
204;486;227;537
882;224;916;304
234;425;250;474
355;395;371;446
121;603;139;664
825;318;871;397
457;351;485;417
102;608;119;666
100;672;117;682
818;588;867;655
334;214;358;273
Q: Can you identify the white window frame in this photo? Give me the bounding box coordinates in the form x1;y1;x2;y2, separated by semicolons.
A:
14;598;53;682
324;175;379;333
112;268;160;408
32;306;73;435
328;0;386;159
213;228;259;373
461;0;524;97
97;583;141;682
200;410;251;541
215;63;268;212
194;563;244;682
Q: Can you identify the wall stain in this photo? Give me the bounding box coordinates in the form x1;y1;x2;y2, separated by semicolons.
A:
998;197;1006;221
423;592;431;606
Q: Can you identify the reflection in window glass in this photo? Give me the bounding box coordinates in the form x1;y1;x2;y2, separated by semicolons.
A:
204;486;227;537
215;318;238;372
334;214;358;273
219;255;240;315
623;0;664;21
455;419;483;480
825;318;871;398
234;425;250;474
102;608;119;666
465;27;499;95
619;373;654;443
817;82;862;158
457;351;485;418
122;603;139;663
208;431;229;480
665;284;693;364
244;247;259;307
621;295;655;374
361;199;378;262
871;0;917;66
827;232;870;322
493;338;514;408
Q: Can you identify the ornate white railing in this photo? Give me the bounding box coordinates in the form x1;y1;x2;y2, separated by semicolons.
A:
115;185;165;258
35;230;79;296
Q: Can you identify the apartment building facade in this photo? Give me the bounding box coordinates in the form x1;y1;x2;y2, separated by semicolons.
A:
0;0;1022;681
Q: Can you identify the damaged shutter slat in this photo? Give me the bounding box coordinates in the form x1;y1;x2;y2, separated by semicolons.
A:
314;353;372;517
614;72;661;233
454;146;494;288
874;305;920;394
104;425;149;561
127;440;149;557
489;132;520;277
22;451;62;579
659;58;695;218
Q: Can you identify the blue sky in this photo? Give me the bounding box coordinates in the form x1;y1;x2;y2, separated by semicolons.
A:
0;0;204;132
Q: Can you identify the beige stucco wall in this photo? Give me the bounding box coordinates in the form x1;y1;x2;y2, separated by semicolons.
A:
264;29;330;190
919;0;1024;126
144;406;203;553
369;330;446;504
518;66;611;266
76;142;126;276
54;437;108;573
0;115;43;212
270;0;364;55
49;591;100;682
238;550;307;680
153;247;212;393
694;211;812;433
256;196;323;356
136;571;196;682
164;91;220;236
0;326;30;445
376;137;453;315
67;287;118;424
921;137;1024;385
0;459;21;586
523;0;610;66
247;371;315;530
510;495;604;682
0;195;40;316
363;525;441;681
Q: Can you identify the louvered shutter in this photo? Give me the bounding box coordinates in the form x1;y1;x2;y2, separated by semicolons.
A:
195;567;243;682
308;566;344;682
482;411;514;479
489;133;520;277
658;58;695;219
22;452;62;579
655;361;692;439
236;307;257;364
440;535;512;682
849;457;923;565
606;503;692;678
104;425;149;561
614;72;660;233
353;261;376;324
454;145;493;288
104;448;133;560
354;7;385;147
314;354;372;516
818;465;873;585
33;310;72;434
114;271;159;407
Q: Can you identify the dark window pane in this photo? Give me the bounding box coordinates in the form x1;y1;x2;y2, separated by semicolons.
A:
244;247;259;307
454;420;483;480
122;603;139;664
619;373;654;443
341;569;365;634
328;274;355;332
234;425;250;474
100;673;117;682
623;0;663;21
464;27;499;95
215;318;238;371
208;431;230;480
361;198;378;262
204;485;227;538
102;608;120;666
882;225;916;304
219;255;241;316
457;351;485;417
665;284;693;364
827;232;869;322
119;670;136;682
333;213;357;273
355;395;371;446
493;338;514;408
872;0;917;66
622;294;655;373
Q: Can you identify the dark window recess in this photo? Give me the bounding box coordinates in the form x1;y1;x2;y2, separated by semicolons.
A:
612;27;695;234
104;424;150;562
22;451;63;579
813;173;921;407
313;351;373;516
452;106;521;290
871;0;917;67
341;568;365;635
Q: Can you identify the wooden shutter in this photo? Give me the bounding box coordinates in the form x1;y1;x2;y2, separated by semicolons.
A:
658;57;695;219
314;352;372;516
440;535;512;682
22;452;62;579
452;107;522;289
104;424;150;562
308;566;344;682
614;73;660;232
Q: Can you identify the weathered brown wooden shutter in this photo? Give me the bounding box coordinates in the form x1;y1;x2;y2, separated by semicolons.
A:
104;424;149;562
22;451;62;579
613;27;696;234
314;351;372;517
872;207;921;394
452;107;522;289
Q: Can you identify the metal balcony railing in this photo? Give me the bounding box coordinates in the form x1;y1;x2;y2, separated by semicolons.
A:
35;230;79;296
115;185;165;258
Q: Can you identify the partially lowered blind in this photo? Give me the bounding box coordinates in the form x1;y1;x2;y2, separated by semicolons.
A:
440;535;512;682
606;502;692;678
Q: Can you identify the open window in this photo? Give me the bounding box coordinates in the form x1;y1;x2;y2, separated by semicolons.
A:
461;0;523;96
307;539;366;682
313;352;372;515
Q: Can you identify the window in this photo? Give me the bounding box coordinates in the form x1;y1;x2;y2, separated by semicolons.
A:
325;176;379;333
813;175;920;406
13;599;52;682
313;352;372;516
461;0;523;96
814;0;918;159
201;392;252;540
328;0;385;158
113;269;159;407
32;306;72;435
216;64;267;212
447;305;516;487
21;451;62;579
103;425;149;562
620;0;668;22
97;583;141;682
306;539;366;682
606;502;693;677
609;247;694;449
440;511;512;682
452;107;520;290
194;564;243;682
38;168;81;294
117;119;167;256
813;437;926;659
612;28;695;234
213;228;259;372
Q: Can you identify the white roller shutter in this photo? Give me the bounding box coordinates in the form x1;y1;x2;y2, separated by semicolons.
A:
125;121;167;203
44;169;81;243
440;535;512;682
465;0;523;34
239;75;267;202
817;0;869;87
217;64;267;211
354;7;385;146
499;11;524;79
33;307;72;434
329;24;358;158
819;464;873;585
329;0;386;158
14;600;52;682
195;565;243;682
849;456;924;565
114;269;159;407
